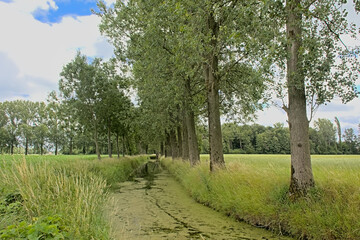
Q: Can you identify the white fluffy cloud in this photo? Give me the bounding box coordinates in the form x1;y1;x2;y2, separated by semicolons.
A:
255;96;360;135
103;0;117;6
10;0;58;14
0;0;113;101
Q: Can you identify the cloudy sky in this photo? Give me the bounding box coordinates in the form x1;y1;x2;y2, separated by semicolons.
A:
0;0;359;133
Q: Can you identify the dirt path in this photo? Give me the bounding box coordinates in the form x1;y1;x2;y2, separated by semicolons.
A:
105;171;292;240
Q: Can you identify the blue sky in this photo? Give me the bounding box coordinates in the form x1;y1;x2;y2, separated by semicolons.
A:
0;0;115;102
33;0;98;24
0;0;359;133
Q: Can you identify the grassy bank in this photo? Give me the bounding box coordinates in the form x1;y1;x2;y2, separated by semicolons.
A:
163;155;360;239
0;155;147;239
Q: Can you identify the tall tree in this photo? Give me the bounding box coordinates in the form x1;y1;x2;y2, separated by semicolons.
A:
59;53;104;160
272;0;360;198
95;58;130;158
2;101;22;154
47;91;64;155
33;102;49;155
343;128;358;154
0;102;9;153
60;100;78;155
314;118;337;154
96;0;272;170
18;100;36;155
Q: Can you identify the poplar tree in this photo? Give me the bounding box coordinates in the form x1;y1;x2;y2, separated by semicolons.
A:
271;0;359;198
96;0;272;170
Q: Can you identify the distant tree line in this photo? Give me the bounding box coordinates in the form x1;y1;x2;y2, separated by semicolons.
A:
1;96;358;156
213;120;360;155
0;54;138;159
0;97;135;157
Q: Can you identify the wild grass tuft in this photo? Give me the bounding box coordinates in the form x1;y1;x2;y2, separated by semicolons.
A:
163;155;360;240
0;155;147;239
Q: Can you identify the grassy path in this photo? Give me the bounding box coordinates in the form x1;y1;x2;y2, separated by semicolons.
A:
105;170;292;240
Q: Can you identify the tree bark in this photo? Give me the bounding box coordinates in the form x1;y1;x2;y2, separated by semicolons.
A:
169;129;179;160
69;137;73;155
183;77;199;164
25;138;28;155
55;139;58;155
177;125;183;159
108;124;112;158
94;124;101;160
122;134;125;157
286;0;314;199
40;143;43;155
116;132;120;159
160;141;164;156
181;111;190;161
204;11;225;171
165;132;171;158
186;109;200;166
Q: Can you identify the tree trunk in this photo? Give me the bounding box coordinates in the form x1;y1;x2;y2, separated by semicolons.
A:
122;134;125;157
25;138;28;155
116;132;120;159
286;0;314;199
169;129;179;160
186;109;200;166
55;139;58;155
335;117;341;153
160;141;164;156
40;143;43;155
165;132;171;158
69;137;73;155
108;125;112;158
204;12;225;171
94;125;101;160
181;112;190;161
177;125;183;159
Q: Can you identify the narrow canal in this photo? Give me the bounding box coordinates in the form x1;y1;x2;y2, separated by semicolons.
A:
105;163;292;240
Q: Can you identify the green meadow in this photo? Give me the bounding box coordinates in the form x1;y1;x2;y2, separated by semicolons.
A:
0;155;147;239
1;154;359;239
163;154;360;240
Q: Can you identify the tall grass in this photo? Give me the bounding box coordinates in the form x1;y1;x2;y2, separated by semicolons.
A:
163;155;360;240
0;155;147;239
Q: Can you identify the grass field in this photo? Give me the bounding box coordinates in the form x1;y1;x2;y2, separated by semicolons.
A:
0;154;147;239
163;154;360;240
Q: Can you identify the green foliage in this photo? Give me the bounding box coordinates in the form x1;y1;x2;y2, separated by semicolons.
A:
163;155;360;239
88;156;147;188
0;215;68;240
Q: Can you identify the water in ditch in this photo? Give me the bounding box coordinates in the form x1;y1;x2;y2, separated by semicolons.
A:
105;161;293;240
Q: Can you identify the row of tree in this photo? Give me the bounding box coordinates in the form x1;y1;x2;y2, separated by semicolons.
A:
96;0;359;198
0;98;133;157
0;56;138;158
2;96;359;156
219;120;360;155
